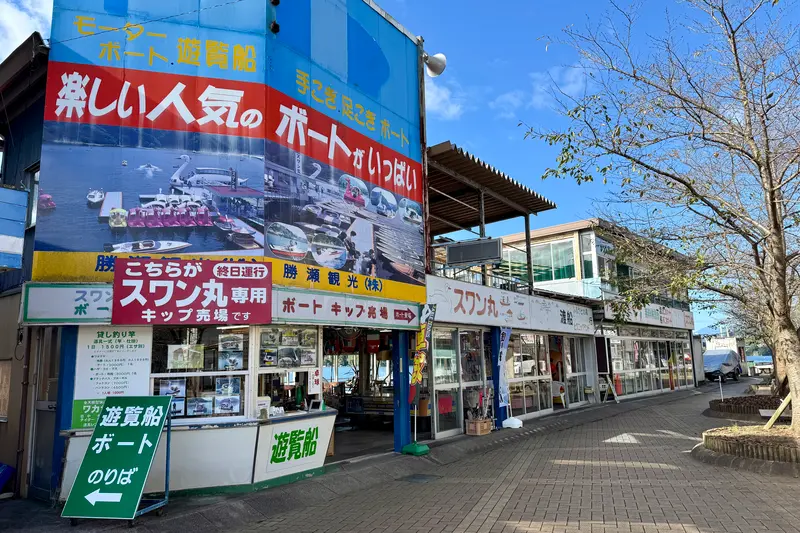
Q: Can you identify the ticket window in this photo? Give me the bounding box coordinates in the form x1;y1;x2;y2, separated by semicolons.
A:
257;372;303;411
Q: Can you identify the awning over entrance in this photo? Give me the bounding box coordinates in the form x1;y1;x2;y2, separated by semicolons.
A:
427;141;556;236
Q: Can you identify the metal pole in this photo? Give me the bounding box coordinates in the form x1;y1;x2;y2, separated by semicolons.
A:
524;214;533;295
417;37;432;275
718;376;724;402
480;190;487;286
165;409;171;502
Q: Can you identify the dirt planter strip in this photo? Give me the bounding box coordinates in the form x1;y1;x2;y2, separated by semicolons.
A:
702;427;800;463
708;395;783;415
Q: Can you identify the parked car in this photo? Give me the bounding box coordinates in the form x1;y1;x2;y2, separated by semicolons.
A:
703;349;742;382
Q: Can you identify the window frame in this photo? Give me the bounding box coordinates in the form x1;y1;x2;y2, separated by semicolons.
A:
23;162;40;229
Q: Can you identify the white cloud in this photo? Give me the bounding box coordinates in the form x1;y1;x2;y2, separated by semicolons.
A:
0;0;52;62
487;65;588;120
488;90;525;119
529;65;587;109
425;78;465;121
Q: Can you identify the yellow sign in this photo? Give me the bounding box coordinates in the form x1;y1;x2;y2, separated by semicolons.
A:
32;252;425;303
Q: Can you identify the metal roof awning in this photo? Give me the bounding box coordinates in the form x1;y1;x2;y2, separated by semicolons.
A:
427;141;556;236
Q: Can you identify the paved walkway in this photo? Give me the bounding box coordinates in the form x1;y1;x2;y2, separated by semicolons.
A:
3;379;798;533
240;380;798;533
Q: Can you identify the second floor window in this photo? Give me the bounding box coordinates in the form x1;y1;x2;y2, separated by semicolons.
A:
533;240;575;282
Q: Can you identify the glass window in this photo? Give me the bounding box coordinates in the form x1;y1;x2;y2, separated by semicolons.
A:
622;340;636;371
552;241;576;280
539;381;552;410
432;329;458;385
610;339;623;373
532;244;553;282
580;233;594;279
151;326;249;419
258;326;317;371
518;334;537;377
24;164;39;229
435;389;460;432
462;385;486;421
525;381;539;413
483;331;493;380
509;382;526;417
568;337;585;373
459;330;482;383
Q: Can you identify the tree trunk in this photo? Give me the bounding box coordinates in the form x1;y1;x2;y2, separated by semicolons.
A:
773;321;800;435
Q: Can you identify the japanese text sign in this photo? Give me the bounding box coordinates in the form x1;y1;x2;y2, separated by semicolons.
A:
273;288;419;330
112;259;271;325
62;396;171;520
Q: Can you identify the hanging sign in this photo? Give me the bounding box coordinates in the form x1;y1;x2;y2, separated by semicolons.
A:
62;396;171;520
497;328;512;408
112;259;272;325
410;304;435;406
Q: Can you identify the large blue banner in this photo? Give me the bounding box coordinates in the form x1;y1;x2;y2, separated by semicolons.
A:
37;0;426;299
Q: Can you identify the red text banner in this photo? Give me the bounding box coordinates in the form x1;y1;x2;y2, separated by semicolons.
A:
112;259;272;325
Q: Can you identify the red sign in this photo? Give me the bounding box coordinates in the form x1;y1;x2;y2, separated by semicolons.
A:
45;61;423;203
112;259;272;325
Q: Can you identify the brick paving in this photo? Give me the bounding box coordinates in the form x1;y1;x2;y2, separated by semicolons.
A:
3;380;798;533
240;381;800;533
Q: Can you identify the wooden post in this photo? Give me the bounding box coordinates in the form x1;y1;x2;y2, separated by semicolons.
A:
764;395;792;430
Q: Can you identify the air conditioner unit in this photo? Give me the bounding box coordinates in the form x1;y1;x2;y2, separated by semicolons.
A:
445;238;503;266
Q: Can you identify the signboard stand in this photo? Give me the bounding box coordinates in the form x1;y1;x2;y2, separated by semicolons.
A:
63;396;173;527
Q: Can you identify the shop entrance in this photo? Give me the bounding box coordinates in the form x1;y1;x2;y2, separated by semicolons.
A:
321;327;427;460
430;328;492;439
549;336;590;409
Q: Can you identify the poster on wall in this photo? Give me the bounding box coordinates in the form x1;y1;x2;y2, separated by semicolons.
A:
167;344;204;370
218;351;244;371
187;396;213;416
158;379;186;397
72;326;152;429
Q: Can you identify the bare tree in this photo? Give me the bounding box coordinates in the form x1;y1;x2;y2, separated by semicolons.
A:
534;0;800;432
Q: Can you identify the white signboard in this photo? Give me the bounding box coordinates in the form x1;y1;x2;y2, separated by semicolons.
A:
75;326;152;399
604;302;695;330
426;276;594;335
272;289;419;329
22;283;112;324
307;368;322;395
530;295;594;334
260;415;335;477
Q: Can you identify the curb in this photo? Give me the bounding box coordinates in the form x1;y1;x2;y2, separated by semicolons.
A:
701;408;766;423
690;442;800;478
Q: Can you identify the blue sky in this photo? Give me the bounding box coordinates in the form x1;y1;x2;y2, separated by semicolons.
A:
379;0;717;330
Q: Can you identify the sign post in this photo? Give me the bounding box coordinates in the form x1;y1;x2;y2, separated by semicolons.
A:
62;396;172;525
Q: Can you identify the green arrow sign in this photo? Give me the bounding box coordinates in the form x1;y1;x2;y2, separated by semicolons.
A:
62;396;171;520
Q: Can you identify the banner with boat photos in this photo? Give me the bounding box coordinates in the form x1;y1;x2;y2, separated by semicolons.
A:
34;0;427;304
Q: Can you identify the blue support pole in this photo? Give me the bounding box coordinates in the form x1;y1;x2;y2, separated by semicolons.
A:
51;326;78;494
392;330;411;452
491;327;505;429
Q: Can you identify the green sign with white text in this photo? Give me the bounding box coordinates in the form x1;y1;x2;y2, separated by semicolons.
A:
72;399;105;430
62;396;171;520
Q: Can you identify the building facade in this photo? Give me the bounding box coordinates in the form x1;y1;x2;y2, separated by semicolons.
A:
498;219;698;400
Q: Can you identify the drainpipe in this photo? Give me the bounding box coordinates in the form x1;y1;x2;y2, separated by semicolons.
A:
14;328;33;497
